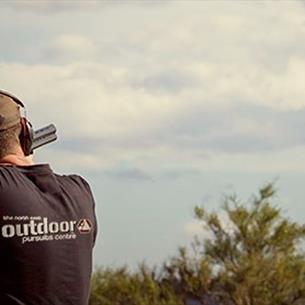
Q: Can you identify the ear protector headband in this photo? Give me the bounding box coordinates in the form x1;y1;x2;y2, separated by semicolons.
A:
0;90;34;156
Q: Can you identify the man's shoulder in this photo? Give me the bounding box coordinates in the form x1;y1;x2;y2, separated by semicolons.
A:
0;165;21;188
0;165;16;174
55;173;94;198
55;173;90;188
0;164;90;192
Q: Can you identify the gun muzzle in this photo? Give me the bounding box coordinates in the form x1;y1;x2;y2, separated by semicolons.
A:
31;124;57;152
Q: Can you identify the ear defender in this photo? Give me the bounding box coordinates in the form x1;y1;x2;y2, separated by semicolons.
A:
19;117;34;156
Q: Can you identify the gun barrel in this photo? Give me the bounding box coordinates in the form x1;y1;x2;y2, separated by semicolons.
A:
31;124;57;151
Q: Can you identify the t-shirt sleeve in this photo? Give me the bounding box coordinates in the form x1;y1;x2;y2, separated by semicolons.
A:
71;175;98;246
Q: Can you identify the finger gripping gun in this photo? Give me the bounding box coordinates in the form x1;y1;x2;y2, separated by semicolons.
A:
31;124;57;153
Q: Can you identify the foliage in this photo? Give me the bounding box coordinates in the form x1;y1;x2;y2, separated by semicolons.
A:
89;263;183;305
194;183;305;305
90;183;305;305
162;246;213;304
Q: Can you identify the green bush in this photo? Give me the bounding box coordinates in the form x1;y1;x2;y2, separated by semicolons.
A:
89;264;183;305
90;184;305;305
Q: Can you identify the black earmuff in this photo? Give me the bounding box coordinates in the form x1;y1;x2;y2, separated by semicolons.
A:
0;90;34;156
20;117;34;156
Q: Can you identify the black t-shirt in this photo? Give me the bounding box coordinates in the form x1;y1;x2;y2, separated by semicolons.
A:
0;164;97;305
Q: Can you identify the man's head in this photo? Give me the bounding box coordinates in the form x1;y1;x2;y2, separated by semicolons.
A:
0;94;22;159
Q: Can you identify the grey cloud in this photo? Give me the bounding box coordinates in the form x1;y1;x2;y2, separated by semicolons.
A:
55;138;102;153
160;169;202;180
130;69;196;94
235;104;305;148
2;0;305;71
134;103;305;154
2;0;170;14
52;102;305;157
2;0;305;161
1;1;105;13
105;168;154;182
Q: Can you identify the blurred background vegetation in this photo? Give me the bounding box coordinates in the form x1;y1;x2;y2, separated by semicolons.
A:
89;184;305;305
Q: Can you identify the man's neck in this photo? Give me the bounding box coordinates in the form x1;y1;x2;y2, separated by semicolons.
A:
0;148;34;166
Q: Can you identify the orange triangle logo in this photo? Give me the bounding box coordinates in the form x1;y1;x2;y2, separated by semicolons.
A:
77;219;92;234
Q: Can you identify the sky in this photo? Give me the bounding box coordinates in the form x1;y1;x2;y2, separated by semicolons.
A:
1;0;305;268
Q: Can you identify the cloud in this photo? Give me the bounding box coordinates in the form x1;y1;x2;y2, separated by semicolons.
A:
184;220;205;237
105;168;153;182
183;212;236;239
45;35;98;63
1;0;168;14
130;69;196;94
1;0;105;13
1;1;305;174
3;59;305;175
34;147;103;174
160;169;202;180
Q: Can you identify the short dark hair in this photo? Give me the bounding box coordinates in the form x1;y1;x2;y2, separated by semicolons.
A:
0;124;21;159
